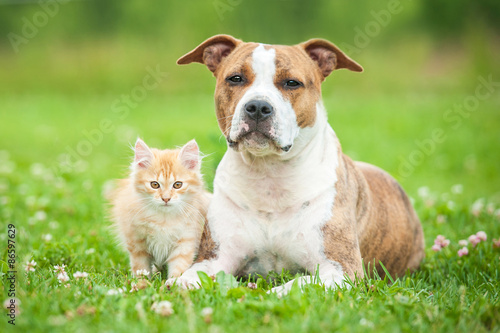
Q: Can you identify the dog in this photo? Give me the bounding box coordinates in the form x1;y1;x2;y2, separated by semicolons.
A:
166;35;425;295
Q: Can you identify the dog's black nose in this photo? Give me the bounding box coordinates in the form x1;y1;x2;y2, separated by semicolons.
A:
244;100;273;121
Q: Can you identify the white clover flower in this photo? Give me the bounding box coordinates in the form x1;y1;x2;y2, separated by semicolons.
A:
471;199;485;217
425;199;435;208
135;269;150;277
458;240;468;247
42;234;53;242
3;298;21;316
359;318;374;328
30;163;46;177
417;186;430;198
0;161;15;174
74;160;89;173
106;288;124;296
85;248;95;255
38;196;51;207
451;184;463;194
201;307;213;317
73;271;89;280
0;180;8;193
57;272;70;283
151;301;174;317
53;264;67;274
25;260;37;272
25;196;37;207
247;282;257;289
0;196;9;205
34;210;47;221
486;203;495;215
201;307;214;322
436;215;446;224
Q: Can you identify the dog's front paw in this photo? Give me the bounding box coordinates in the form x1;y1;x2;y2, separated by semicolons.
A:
165;274;201;290
268;282;293;298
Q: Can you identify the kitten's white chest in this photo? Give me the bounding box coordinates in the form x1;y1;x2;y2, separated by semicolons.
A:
142;222;182;266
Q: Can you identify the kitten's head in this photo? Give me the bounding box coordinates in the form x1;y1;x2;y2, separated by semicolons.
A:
131;138;203;214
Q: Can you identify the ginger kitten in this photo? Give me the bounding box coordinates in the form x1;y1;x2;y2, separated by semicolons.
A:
108;138;211;278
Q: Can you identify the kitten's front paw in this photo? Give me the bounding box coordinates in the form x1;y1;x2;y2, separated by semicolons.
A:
165;275;201;290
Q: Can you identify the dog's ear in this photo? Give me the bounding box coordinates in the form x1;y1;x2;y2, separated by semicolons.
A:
299;39;363;79
177;34;241;73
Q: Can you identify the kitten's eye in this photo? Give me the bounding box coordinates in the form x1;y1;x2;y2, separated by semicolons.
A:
226;75;244;84
284;80;303;88
172;181;183;189
150;181;160;189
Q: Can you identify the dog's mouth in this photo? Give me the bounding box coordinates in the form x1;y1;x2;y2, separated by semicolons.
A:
227;130;292;153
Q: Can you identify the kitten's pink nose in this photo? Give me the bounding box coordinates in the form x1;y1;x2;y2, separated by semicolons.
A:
162;197;171;204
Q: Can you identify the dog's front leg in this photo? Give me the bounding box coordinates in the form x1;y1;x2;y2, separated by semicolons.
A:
269;263;349;297
165;250;248;289
164;259;228;289
270;206;363;297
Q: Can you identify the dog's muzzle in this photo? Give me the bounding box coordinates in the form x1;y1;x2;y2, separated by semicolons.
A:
227;99;292;154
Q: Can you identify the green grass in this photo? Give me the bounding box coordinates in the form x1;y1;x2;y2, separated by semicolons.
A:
1;172;500;332
1;38;500;331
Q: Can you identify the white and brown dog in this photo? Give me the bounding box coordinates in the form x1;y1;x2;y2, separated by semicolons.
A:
166;35;424;295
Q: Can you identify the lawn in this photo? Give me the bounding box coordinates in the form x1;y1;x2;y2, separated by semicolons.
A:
1;39;500;332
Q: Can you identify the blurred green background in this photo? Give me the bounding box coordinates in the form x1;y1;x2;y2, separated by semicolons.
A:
0;0;499;202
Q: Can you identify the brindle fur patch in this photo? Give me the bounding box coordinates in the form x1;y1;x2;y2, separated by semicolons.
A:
322;149;425;279
195;223;219;262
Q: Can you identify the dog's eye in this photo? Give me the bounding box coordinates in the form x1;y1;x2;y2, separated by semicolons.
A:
150;181;160;189
284;80;302;88
173;181;183;189
226;75;244;84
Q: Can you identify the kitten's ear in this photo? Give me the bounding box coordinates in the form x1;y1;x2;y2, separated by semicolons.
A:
134;138;154;168
179;139;200;171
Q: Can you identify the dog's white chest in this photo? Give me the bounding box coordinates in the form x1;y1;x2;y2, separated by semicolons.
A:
236;187;335;275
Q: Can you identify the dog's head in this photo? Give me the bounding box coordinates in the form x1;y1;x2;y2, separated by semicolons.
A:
178;34;362;156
